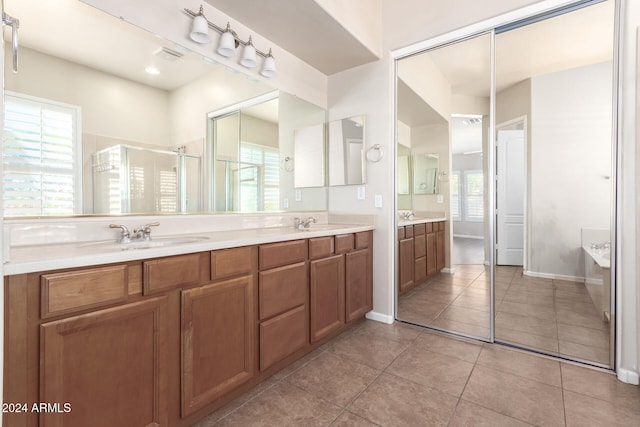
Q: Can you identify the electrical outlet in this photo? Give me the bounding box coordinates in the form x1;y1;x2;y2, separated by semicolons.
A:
295;189;302;201
374;194;383;208
357;186;365;200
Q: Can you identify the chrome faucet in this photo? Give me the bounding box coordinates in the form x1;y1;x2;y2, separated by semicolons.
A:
402;211;415;220
110;222;159;243
294;217;316;230
591;241;610;251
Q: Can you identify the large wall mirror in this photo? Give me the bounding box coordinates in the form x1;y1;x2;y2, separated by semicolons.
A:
3;0;327;217
328;115;366;186
395;0;616;369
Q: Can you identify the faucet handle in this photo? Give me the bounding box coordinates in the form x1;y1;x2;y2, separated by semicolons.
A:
109;224;131;243
135;222;159;240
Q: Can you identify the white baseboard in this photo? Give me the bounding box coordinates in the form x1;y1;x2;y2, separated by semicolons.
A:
441;267;455;274
365;311;394;324
523;270;584;283
617;368;640;385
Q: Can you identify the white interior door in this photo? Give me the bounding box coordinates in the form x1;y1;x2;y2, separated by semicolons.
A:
496;129;525;266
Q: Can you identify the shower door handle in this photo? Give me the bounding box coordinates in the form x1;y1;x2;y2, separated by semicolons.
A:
2;12;19;73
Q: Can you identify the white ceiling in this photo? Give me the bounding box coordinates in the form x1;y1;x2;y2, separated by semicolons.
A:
203;0;380;75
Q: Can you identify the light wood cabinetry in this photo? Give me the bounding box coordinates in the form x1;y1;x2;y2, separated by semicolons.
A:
40;297;168;427
4;230;373;427
436;221;446;271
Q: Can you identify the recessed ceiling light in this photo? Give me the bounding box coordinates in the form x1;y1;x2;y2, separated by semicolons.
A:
145;66;160;75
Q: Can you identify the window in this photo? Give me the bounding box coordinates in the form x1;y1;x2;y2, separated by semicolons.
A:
451;171;461;221
464;171;484;221
239;142;280;211
452;169;484;222
3;92;81;216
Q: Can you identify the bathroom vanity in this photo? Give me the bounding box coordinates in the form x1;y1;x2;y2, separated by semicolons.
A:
3;219;373;427
397;218;446;296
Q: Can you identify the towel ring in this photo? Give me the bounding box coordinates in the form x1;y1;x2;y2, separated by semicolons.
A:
366;144;383;163
281;156;294;172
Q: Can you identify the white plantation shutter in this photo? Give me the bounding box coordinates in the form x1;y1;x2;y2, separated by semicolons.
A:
464;170;484;222
3;92;81;216
240;142;280;211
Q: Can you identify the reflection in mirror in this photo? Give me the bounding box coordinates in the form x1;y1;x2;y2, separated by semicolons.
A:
397;145;411;195
412;153;439;194
294;124;325;188
395;32;492;340
328;116;366;186
493;0;615;367
3;0;327;217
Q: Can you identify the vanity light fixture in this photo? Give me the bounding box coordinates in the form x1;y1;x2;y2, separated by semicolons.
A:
189;5;211;44
184;5;277;77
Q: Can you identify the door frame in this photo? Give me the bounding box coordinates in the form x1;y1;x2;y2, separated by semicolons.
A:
495;116;528;271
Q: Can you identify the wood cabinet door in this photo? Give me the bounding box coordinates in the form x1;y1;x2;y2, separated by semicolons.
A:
40;297;168;427
426;232;437;277
398;238;414;295
345;248;372;322
309;254;345;342
181;276;255;417
436;228;446;271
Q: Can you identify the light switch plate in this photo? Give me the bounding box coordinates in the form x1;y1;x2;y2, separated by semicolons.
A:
283;198;289;209
357;186;365;200
437;194;443;203
295;190;302;201
374;194;383;208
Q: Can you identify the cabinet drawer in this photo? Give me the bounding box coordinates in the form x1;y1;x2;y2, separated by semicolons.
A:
425;222;433;233
259;262;307;320
398;227;405;240
143;253;204;295
414;223;426;235
41;265;128;319
437;221;445;231
260;305;308;371
355;231;371;249
335;234;355;254
405;225;414;238
414;234;426;258
259;240;307;270
309;236;334;260
211;246;256;281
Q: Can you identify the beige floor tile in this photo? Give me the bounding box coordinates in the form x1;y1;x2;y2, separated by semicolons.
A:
414;331;482;363
286;352;380;408
449;400;532;427
387;346;475;396
564;390;640;427
329;411;379;426
349;373;458;426
556;308;608;330
561;363;640;414
397;300;447;324
271;346;327;380
498;300;557;320
329;329;410;370
216;381;341;426
495;311;558;338
495;327;559;353
351;319;422;344
557;323;609;349
462;365;565;426
437;305;491;327
554;299;600;314
476;345;562;387
431;317;490;339
502;290;555;307
559;340;610;365
449;294;491;312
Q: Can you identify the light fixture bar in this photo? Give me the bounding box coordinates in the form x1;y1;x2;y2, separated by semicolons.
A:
183;8;271;59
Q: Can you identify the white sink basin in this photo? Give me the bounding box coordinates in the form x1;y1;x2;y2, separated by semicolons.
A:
80;236;210;251
297;224;349;232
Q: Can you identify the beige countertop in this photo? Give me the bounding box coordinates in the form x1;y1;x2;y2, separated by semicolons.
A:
5;223;375;275
398;216;447;226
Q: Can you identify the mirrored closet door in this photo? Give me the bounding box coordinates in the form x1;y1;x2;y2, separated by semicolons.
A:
395;0;617;368
395;32;493;341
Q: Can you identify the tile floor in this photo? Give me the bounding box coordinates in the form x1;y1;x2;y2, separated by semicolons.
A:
193;320;640;426
397;264;611;366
